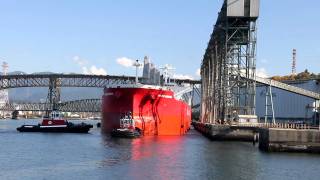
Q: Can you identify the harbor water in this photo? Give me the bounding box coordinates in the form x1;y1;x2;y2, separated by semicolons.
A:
0;119;320;180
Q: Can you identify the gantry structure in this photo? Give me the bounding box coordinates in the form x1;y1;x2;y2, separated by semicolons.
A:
201;0;259;123
200;0;320;124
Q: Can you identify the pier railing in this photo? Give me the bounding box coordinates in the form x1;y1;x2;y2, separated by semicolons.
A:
193;121;319;130
231;122;319;130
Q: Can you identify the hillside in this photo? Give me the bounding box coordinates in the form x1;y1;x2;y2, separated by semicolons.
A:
271;69;320;81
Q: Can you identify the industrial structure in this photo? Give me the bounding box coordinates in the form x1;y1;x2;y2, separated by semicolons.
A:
200;0;259;124
200;0;320;125
256;79;320;123
195;0;320;152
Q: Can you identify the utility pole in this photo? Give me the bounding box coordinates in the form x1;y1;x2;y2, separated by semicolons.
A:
292;49;297;75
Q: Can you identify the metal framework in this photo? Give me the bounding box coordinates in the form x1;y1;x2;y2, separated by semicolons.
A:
0;99;101;112
201;1;258;124
200;1;320;125
254;76;320;100
264;85;275;124
0;74;200;89
175;84;201;107
0;74;140;89
46;77;61;110
169;78;201;85
0;74;136;112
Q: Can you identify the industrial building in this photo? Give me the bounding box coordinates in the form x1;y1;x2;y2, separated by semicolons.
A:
256;79;320;123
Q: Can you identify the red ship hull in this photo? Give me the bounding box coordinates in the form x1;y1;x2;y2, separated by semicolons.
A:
102;86;191;136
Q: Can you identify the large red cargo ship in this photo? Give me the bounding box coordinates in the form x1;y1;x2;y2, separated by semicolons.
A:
101;84;191;136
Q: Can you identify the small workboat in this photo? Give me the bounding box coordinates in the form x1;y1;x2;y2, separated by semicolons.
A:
17;110;93;133
111;113;140;138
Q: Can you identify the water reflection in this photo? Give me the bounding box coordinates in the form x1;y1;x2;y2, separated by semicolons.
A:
129;136;185;180
204;142;259;180
1;120;320;180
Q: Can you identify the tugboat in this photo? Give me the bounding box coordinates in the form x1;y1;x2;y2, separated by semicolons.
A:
110;112;140;138
17;110;93;133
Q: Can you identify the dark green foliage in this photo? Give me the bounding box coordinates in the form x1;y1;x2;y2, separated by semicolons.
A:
271;69;320;81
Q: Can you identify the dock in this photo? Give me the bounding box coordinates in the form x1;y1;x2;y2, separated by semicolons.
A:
193;121;320;153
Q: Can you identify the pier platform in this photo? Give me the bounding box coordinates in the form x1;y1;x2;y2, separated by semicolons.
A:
259;128;320;153
193;121;320;153
192;122;257;142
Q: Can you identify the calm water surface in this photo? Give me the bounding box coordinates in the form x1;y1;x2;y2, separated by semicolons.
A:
0;119;320;180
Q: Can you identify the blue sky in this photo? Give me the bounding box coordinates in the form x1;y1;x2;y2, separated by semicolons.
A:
0;0;319;78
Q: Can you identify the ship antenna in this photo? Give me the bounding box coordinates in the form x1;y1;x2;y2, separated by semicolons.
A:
160;64;175;85
133;60;142;84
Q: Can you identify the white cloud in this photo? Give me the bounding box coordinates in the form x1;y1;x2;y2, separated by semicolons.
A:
256;68;268;78
116;57;144;69
173;74;194;80
196;68;201;76
73;55;107;75
82;66;107;75
116;57;135;68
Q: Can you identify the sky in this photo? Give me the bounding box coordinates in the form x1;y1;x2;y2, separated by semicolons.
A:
0;0;319;78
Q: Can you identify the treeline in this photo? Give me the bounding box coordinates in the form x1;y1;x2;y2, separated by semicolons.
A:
271;69;320;81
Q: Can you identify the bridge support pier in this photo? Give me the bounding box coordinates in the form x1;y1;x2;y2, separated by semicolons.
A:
46;78;61;111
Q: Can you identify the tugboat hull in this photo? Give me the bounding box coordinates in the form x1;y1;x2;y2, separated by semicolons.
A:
17;124;93;133
111;129;140;138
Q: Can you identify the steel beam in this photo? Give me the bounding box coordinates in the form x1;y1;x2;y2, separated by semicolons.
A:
0;74;139;89
0;99;101;112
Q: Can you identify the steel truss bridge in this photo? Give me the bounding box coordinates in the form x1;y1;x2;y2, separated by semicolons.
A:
0;99;101;112
0;74;201;112
200;0;320;124
0;74;138;89
0;74;200;90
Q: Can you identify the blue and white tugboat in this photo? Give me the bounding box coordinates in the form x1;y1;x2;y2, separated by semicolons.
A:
17;110;93;133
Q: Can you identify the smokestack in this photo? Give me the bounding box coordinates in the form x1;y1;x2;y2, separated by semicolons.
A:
292;49;296;75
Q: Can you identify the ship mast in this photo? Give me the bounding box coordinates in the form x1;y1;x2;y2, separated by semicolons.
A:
160;64;175;85
133;60;142;84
